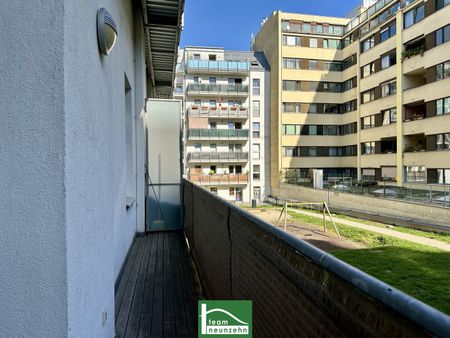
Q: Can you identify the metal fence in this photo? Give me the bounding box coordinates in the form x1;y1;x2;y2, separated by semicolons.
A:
187;83;249;95
187;129;249;139
187;152;249;162
183;180;450;337
186;60;250;73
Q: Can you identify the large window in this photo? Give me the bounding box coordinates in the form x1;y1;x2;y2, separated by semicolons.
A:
381;53;396;69
323;39;339;49
252;100;260;117
405;166;426;182
253;79;260;95
282;35;301;46
380;23;396;42
436;97;450;115
436;133;450;150
252;122;260;138
362;115;376;129
282;80;300;91
253;165;261;180
283;58;301;69
362;62;375;78
437;0;450;11
363;142;376;154
323;61;342;71
435;61;450;80
381;80;396;97
309;38;318;48
252;144;260;159
437;168;450;184
282;102;301;113
436;24;450;46
404;4;424;29
362;89;375;103
361;35;375;52
382;108;397;125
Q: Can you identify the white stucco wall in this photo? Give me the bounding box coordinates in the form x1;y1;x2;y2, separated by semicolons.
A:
64;1;146;337
0;1;147;337
0;1;67;337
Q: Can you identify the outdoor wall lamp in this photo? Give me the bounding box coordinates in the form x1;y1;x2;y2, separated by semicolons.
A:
97;8;118;55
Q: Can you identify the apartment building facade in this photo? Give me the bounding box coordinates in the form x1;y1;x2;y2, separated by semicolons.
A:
175;47;271;202
254;0;450;190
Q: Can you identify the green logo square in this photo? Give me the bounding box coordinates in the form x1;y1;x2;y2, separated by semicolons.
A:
198;300;252;337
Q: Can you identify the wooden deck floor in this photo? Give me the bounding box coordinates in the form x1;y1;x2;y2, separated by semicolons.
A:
115;231;200;338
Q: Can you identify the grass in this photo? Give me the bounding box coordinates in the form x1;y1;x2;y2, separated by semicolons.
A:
245;205;450;315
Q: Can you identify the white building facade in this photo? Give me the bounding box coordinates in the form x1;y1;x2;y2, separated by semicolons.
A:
175;47;271;203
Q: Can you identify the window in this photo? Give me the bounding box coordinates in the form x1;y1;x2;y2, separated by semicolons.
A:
315;24;323;33
283;58;301;69
362;115;376;129
323;39;339;49
193;54;200;60
209;77;216;84
405;166;426;182
194;99;201;105
282;35;301;46
308;147;317;157
303;23;312;33
381;80;396;97
283;125;297;135
252;144;260;159
363;142;376;154
253;165;261;180
436;97;450;115
381;53;396;69
342;78;355;92
308;60;318;70
362;89;375;103
252;122;260;138
229;187;236;196
282;80;300;91
209;100;216;107
210;144;217;152
437;169;450;184
309;38;318;48
382;108;397;125
435;61;450;80
193;76;199;84
175;85;182;93
209;54;216;61
284;147;294;157
210;187;218;194
404;4;424;28
252;100;260;117
362;35;375;52
210;122;217;129
227;122;235;129
437;0;450;11
253;79;260;95
194;144;201;152
362;62;375;78
436;133;450;150
436;25;450;46
324;61;342;72
380;23;396;42
282;102;301;113
309;104;317;114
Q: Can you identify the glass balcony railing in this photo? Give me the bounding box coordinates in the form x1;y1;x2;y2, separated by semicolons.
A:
188;105;249;118
187;152;249;162
186;60;250;73
188;129;249;139
187;83;249;95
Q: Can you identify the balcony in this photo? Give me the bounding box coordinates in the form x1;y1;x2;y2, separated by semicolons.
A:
187;152;249;163
188;105;249;119
188;173;248;186
185;60;250;74
187;128;249;140
186;83;249;97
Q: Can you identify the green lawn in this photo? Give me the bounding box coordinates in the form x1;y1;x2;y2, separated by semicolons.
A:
245;205;450;315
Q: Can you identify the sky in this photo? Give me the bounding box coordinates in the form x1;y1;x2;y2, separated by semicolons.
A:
180;0;362;51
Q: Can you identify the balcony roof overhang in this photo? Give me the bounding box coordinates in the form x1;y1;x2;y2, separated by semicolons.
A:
142;0;184;98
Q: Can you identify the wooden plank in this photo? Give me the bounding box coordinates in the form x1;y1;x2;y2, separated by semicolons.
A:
163;232;176;338
116;236;146;338
150;232;165;337
138;233;159;338
175;233;199;337
115;237;143;319
170;232;190;338
124;235;153;337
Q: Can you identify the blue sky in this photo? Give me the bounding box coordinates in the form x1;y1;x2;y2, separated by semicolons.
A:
181;0;362;50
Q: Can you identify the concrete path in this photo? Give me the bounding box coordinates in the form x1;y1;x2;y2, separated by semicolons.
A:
290;208;450;252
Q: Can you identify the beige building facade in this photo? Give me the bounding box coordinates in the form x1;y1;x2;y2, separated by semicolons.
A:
254;0;450;191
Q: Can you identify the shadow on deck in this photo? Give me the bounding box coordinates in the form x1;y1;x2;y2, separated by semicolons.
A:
115;231;201;338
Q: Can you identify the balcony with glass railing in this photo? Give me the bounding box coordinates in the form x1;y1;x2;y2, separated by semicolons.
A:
188;105;249;118
187;128;249;140
186;83;249;96
186;60;250;74
187;152;249;163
